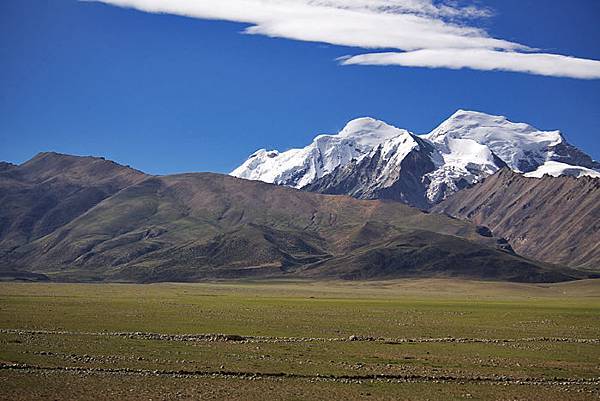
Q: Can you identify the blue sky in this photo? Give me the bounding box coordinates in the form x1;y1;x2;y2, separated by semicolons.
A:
1;0;599;175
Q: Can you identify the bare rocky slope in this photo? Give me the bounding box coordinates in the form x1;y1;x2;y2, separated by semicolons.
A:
0;153;578;283
434;169;600;270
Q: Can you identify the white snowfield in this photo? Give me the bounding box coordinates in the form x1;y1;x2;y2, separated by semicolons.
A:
231;110;599;203
524;161;600;179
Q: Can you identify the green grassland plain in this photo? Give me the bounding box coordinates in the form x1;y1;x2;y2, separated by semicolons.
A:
0;279;599;400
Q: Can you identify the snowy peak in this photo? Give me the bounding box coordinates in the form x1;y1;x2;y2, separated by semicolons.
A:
230;117;413;188
425;110;563;173
304;132;436;209
427;110;545;139
367;133;422;183
335;117;410;146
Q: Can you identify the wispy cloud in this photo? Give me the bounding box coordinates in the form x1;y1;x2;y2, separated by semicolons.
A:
92;0;600;79
341;49;600;79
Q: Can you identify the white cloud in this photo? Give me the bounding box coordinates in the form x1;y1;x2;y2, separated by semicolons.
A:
92;0;600;79
341;49;600;79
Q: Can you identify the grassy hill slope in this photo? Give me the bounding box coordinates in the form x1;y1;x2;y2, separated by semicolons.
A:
0;154;579;282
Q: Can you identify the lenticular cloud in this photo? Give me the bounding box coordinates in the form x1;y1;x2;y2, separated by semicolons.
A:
93;0;600;79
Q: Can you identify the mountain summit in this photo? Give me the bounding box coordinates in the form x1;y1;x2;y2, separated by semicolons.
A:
230;117;410;189
231;111;600;208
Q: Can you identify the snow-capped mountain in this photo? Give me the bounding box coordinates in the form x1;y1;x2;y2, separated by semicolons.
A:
230;117;408;188
305;132;438;209
231;110;600;208
419;110;600;203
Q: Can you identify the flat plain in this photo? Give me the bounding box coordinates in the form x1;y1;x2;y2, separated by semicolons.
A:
0;279;599;400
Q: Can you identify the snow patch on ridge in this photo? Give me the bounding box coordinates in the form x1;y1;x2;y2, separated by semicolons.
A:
524;161;600;179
